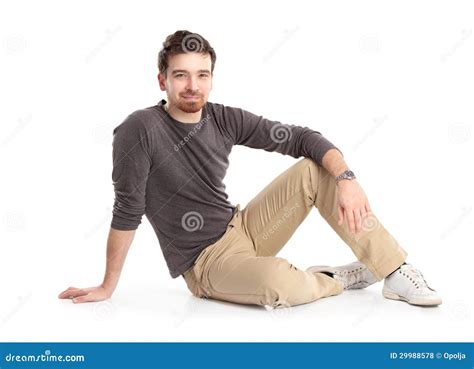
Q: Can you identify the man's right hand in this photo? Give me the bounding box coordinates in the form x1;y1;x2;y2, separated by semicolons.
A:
58;227;135;304
57;285;113;304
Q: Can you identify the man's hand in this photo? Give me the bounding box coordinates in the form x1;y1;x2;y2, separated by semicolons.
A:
58;228;135;304
336;179;371;235
57;285;113;304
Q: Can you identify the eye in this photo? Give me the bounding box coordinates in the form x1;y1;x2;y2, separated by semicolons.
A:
175;73;185;78
199;74;209;78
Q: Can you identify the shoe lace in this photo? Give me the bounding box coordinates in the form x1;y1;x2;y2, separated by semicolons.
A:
337;266;365;288
401;265;432;290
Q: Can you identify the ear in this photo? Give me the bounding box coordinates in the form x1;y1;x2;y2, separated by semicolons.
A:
157;73;166;91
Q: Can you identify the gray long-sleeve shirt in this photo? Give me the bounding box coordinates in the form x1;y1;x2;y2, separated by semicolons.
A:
111;99;340;278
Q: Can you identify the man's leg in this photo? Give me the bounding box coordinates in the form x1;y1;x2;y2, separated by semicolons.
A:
186;212;343;307
235;156;440;306
240;157;407;280
185;157;406;307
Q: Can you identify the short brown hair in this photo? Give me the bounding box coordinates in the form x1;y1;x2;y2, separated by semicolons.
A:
158;30;216;76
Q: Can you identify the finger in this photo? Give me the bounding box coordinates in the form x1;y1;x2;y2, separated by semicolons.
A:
58;287;80;298
59;288;88;299
365;203;371;214
72;293;92;304
338;206;344;225
353;209;362;233
347;209;356;234
71;289;90;297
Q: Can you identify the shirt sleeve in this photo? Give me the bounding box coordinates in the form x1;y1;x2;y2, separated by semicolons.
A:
110;112;153;231
220;105;342;166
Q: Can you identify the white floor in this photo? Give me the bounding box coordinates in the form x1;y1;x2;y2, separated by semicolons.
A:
1;277;472;342
1;211;472;343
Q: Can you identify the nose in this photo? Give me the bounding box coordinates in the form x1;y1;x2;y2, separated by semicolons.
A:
186;76;198;92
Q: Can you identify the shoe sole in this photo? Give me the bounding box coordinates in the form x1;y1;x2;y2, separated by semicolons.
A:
382;288;442;306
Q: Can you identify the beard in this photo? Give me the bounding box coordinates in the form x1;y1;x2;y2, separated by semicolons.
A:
176;93;206;113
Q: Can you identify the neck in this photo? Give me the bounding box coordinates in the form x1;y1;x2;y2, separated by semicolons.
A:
164;101;202;124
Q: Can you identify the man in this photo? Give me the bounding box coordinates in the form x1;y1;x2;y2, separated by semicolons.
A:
58;30;441;308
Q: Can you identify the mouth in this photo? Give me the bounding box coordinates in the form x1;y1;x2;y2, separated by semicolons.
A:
181;95;200;101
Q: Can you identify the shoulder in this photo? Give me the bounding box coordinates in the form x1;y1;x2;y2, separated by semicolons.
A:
205;101;247;122
113;106;160;136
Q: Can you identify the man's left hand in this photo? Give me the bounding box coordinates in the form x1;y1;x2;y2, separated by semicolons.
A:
336;180;371;235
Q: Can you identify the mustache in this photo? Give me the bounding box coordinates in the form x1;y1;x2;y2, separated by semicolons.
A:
180;92;202;97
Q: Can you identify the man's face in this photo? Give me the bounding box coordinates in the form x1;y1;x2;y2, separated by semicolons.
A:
158;52;213;113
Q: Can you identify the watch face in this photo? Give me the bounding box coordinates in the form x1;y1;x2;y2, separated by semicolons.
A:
344;171;355;180
336;170;356;182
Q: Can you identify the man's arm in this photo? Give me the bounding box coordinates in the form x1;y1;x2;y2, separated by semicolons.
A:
58;112;153;303
220;105;339;167
321;148;371;235
58;227;135;303
101;227;135;293
321;148;349;177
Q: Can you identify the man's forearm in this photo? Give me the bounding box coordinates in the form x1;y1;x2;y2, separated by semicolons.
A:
321;148;349;178
101;227;136;293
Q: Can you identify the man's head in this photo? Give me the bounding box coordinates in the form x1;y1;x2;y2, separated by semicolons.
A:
157;30;216;114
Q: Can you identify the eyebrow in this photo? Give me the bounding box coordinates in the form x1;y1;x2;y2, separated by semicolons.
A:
171;69;211;75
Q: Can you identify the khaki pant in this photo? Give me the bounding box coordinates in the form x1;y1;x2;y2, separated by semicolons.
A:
182;158;407;308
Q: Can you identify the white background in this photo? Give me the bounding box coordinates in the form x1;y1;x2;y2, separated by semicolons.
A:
1;0;473;342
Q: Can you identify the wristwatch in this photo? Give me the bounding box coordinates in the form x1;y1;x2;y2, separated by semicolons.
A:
335;170;356;184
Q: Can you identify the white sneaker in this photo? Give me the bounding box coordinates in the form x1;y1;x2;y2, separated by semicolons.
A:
307;261;377;290
383;263;442;306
